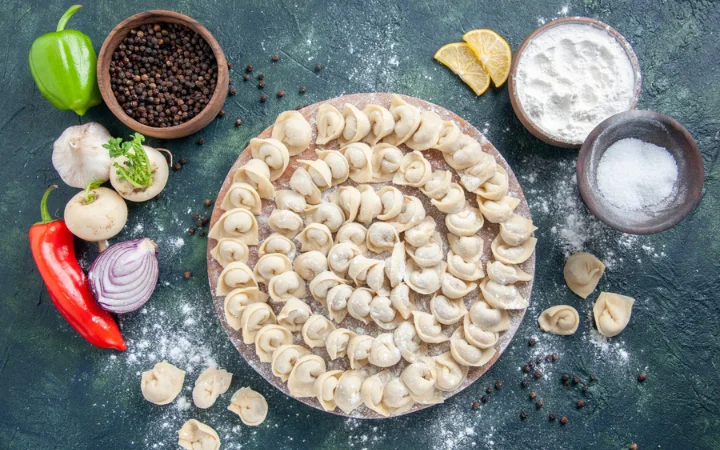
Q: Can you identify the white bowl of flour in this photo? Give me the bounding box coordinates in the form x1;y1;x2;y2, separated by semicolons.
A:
509;17;642;148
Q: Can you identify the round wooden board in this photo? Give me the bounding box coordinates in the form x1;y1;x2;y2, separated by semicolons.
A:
207;93;536;419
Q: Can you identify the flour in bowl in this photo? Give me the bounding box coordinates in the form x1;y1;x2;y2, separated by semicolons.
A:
514;23;637;144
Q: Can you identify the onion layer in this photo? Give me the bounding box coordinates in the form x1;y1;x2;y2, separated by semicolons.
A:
89;239;159;313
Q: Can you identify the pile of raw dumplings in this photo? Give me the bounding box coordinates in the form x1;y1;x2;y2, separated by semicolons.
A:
209;94;538;417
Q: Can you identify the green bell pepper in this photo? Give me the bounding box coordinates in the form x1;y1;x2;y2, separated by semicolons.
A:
28;5;102;116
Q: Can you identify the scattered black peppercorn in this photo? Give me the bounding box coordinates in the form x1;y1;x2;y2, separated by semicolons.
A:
260;95;268;103
576;400;585;409
299;86;306;94
572;376;580;385
552;353;559;361
528;337;537;346
582;385;589;393
196;219;203;227
315;64;322;72
272;54;280;62
277;90;285;97
192;213;200;220
472;401;480;410
257;73;265;80
179;157;187;165
528;360;535;370
197;138;205;145
536;399;544;409
638;373;647;383
229;87;236;96
201;216;209;225
246;64;253;72
173;162;182;171
480;395;488;404
545;355;552;363
522;364;530;373
199;230;206;237
495;380;504;390
562;373;570;383
520;411;527;421
486;386;493;394
243;74;250;81
534;370;542;379
590;374;597;382
549;412;557;421
560;416;568;425
629;444;638;450
183;271;191;279
258;80;266;89
218;109;225;118
529;391;537;400
521;379;529;388
204;199;212;207
187;227;196;235
227;62;233;69
235;119;243;127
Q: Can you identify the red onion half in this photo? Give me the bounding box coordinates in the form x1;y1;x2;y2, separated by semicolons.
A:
89;239;159;313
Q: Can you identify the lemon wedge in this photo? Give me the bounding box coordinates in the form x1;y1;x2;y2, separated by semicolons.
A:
433;43;491;96
463;29;512;88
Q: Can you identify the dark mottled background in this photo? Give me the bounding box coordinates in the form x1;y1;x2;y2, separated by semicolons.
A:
1;1;719;449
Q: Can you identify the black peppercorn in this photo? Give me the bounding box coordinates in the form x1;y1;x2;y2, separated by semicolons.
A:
576;400;585;409
534;370;542;379
582;385;589;393
572;376;580;385
183;271;191;279
204;199;212;207
520;411;527;421
536;399;544;409
562;373;570;383
227;62;233;69
638;373;647;383
201;216;209;225
272;54;280;61
258;80;266;89
629;444;638;450
480;395;488;404
495;380;503;390
486;386;493;394
545;355;552;363
589;374;597;382
243;74;250;81
187;227;196;235
299;86;306;94
521;379;528;388
552;353;559;361
173;162;182;171
529;392;536;400
549;412;557;421
277;90;285;97
528;337;537;346
560;416;568;425
472;401;480;410
229;87;236;96
246;64;253;72
257;73;264;80
235;119;243;127
196;219;203;227
197;138;205;145
199;230;206;237
314;64;322;72
192;213;200;220
179;157;187;165
217;109;225;118
522;364;530;373
260;95;268;103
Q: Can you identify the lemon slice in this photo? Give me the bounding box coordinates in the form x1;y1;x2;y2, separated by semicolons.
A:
433;43;491;96
463;29;512;88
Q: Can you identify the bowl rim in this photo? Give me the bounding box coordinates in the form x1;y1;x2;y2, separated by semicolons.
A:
97;10;229;139
577;109;705;235
508;16;643;149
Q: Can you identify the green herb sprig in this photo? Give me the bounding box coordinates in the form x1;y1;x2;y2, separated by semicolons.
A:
103;133;153;188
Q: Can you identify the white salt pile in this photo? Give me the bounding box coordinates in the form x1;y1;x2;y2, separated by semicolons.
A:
596;138;678;211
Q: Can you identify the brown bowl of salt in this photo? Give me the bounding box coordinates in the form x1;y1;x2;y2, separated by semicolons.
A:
577;110;704;234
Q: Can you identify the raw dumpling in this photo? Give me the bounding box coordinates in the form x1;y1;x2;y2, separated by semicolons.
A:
370;295;401;330
336;222;368;251
366;261;390;296
227;387;268;426
334;370;366;414
340;104;371;144
463;314;499;349
450;327;496;367
267;208;304;238
441;273;477;299
393;320;427;363
420;170;452;200
447;250;485;281
330;186;361;223
500;214;537;246
327;284;354;323
141;361;186;405
316;104;345;145
305;203;345;232
393;151;432;187
211;238;249;268
316;149;350;186
491;235;537;265
297;223;334;255
369;333;402;367
348;255;379;286
406;110;443;151
240;303;277;344
405;260;446;295
446;206;484;237
377;186;404;221
302;314;337;348
258;233;296;260
486;260;532;285
401;358;443;404
538;305;580;335
357;185;382;225
347;334;373;369
477;165;508;201
326;328;357;360
479;278;528;310
271;110;312;155
253;253;292;285
434;121;462;153
406;232;444;268
192;367;232;409
288;354;327;397
347;288;374;324
293;250;328;281
361;370;394;417
593;292;635;337
254;324;293;362
412;311;449;343
448;234;484;262
217;261;257;296
443;134;483;170
271;344;310;381
564;252;606;299
459;152;496;194
178;420;220;450
404;217;437;248
430;294;467;325
275;190;307;213
208;208;259;244
249;137;290;181
313;370;344;411
220;182;262;215
468;299;510;332
370;144;403;182
390;283;415;320
289;167;322;204
343;142;373;183
277;298;312;331
233;159;275;199
431;183;466;214
269;271;307;303
298;158;332;191
382;377;415;415
363;104;395;145
309;271;347;305
367;222;400;253
386;94;421;145
224;287;268;330
434;352;468;392
327;242;362;278
389;196;426;232
479;196;520;224
385;243;407;288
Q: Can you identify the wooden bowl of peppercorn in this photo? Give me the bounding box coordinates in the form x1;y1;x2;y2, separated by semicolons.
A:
97;10;228;139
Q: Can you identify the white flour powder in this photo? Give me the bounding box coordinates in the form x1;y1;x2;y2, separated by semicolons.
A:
515;23;636;144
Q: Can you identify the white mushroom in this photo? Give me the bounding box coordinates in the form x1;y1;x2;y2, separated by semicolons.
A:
52;123;113;188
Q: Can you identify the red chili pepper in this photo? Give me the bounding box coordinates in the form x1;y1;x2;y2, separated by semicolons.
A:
29;185;126;351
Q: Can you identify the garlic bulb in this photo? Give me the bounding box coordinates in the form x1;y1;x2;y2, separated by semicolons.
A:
52;123;113;188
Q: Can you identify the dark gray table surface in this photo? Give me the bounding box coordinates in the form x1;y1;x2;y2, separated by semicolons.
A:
1;0;719;448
